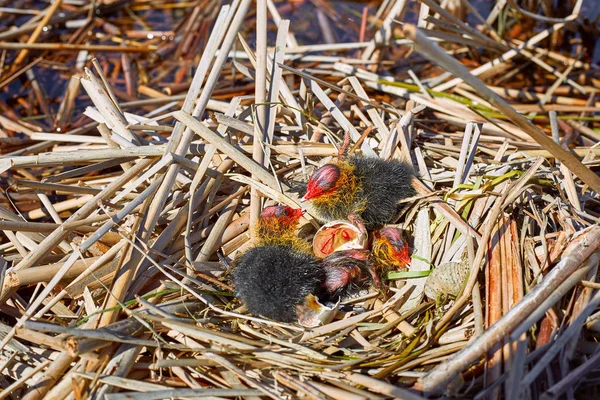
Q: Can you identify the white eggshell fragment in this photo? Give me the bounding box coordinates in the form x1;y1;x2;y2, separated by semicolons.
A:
424;261;470;300
312;220;368;259
296;294;338;328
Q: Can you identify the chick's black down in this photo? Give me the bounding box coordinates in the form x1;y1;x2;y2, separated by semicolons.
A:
351;156;415;229
233;245;324;322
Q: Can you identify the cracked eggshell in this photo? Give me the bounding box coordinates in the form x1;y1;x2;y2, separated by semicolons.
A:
312;220;368;259
296;294;338;328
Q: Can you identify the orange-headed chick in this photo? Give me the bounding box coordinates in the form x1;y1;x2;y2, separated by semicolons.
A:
233;206;324;322
301;155;415;230
371;227;411;271
254;205;309;252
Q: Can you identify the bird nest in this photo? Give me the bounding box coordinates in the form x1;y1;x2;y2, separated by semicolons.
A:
1;0;600;399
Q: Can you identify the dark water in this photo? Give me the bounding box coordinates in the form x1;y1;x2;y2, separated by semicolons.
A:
282;0;600;62
0;0;598;132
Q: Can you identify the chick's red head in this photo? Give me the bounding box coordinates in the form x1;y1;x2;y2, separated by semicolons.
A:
260;205;304;224
302;164;340;201
321;249;372;295
255;206;308;251
373;227;411;268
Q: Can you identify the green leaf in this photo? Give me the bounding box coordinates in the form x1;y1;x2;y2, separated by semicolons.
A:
387;269;432;280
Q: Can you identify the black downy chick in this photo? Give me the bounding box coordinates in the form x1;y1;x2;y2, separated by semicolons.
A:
232;206;325;322
301;137;415;230
233;245;323;322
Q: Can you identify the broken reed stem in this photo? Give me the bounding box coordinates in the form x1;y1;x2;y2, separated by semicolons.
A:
0;220;97;233
7;256;103;287
251;0;269;234
0;42;155;52
21;351;74;400
196;195;241;262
